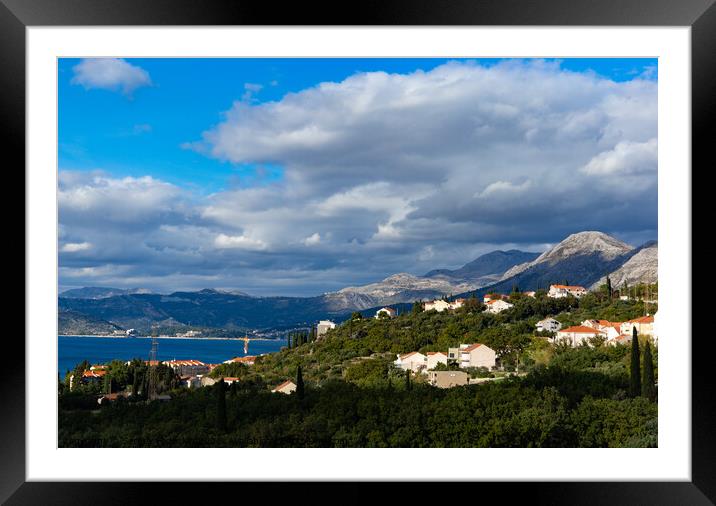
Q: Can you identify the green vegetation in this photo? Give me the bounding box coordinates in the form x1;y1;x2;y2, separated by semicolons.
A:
58;286;657;448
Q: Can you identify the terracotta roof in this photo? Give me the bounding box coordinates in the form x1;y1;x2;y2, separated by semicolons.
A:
164;359;205;366
551;284;587;290
399;351;421;360
627;316;654;324
559;325;603;334
426;351;446;356
272;380;295;391
82;369;107;378
461;344;483;352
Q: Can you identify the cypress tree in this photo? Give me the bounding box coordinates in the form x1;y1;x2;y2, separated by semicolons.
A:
216;378;227;431
405;369;411;391
296;365;305;400
606;276;612;298
642;340;657;401
629;327;641;397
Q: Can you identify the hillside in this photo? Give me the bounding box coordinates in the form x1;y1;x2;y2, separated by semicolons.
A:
58;309;124;335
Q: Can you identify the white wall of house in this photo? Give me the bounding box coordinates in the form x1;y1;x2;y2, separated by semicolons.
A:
459;345;497;369
486;300;513;313
394;352;427;372
536;318;562;332
426;352;448;370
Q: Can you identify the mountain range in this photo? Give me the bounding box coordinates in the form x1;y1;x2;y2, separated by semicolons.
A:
58;231;657;334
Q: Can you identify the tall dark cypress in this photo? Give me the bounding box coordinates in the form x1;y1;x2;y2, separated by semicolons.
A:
216;378;227;431
629;327;641;397
642;340;657;401
405;369;411;390
606;276;612;298
296;365;305;399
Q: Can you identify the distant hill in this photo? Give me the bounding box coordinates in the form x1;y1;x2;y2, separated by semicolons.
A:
468;231;656;296
60;286;154;299
58;230;657;332
58;309;124;335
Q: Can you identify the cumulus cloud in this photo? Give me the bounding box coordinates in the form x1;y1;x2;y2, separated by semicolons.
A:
59;60;657;295
71;58;152;95
581;138;657;176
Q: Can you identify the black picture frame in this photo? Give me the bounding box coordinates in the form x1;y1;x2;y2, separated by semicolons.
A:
4;0;712;503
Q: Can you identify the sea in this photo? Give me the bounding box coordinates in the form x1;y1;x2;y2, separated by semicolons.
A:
58;335;286;377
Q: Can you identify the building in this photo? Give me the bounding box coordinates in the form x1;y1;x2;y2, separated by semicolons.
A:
375;307;397;319
176;330;201;338
536;317;562;333
582;319;622;340
163;359;209;376
317;320;337;337
272;380;297;394
620;315;655;337
200;376;217;387
223;355;256;366
428;370;469;388
426;351;448;370
447;347;461;363
179;375;203;389
81;369;107;381
220;377;240;385
485;299;513;313
523;291;536;298
423;299;465;312
459;344;497;369
555;325;605;346
548;284;588;298
394;352;427;372
483;293;508;303
606;334;633;346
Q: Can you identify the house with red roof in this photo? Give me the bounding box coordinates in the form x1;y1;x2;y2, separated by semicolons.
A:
458;343;497;369
620;315;655;337
394;351;427;372
548;284;588;298
272;380;297;395
555;325;605;346
426;351;448;370
485;299;513;313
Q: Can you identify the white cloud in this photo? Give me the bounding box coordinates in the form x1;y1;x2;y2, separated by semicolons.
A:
71;58;152;95
581;138;657;176
60;242;92;253
214;233;267;250
303;233;321;246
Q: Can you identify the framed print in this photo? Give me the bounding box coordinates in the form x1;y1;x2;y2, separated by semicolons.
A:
5;0;713;502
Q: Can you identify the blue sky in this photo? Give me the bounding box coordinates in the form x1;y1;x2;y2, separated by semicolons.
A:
58;58;658;295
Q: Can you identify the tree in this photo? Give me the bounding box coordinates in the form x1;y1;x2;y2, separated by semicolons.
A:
642;340;657;401
629;327;641;397
216;378;227;431
412;300;424;315
606;276;613;298
404;369;411;391
351;311;363;320
296;365;305;399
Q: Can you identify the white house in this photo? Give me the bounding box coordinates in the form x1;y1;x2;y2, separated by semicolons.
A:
394;352;427;372
483;293;507;303
316;320;337;337
536;317;562;333
555;325;605;346
523;291;536;298
375;307;397;319
272;380;297;394
424;298;465;312
620;315;655;337
582;319;622;340
548;284;588;298
425;351;448;370
485;299;513;314
458;344;497;369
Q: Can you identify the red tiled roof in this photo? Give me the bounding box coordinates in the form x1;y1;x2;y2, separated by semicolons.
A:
559;325;602;334
461;344;483;352
426;351;446;356
627;316;654;324
551;284;587;290
272;380;295;391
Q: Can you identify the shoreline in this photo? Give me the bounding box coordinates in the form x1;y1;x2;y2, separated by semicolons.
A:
58;334;280;342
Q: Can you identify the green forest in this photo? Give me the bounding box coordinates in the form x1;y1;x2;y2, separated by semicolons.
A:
58;286;658;448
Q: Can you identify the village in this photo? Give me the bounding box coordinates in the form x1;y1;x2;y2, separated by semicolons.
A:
69;282;657;403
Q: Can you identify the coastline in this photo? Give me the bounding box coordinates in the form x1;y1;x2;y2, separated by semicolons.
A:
58;334;279;342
